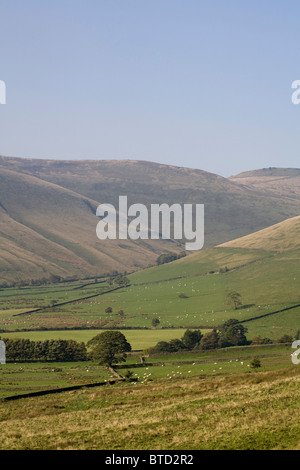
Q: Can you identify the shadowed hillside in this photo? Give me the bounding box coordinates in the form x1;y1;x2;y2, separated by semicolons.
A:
0;156;300;282
0;166;180;284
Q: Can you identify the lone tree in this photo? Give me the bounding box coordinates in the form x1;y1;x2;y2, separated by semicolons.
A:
225;291;242;310
87;331;131;367
152;317;160;328
250;357;261;369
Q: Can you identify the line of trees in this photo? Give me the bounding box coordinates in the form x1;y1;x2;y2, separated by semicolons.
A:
146;319;249;354
2;338;87;362
1;326;297;367
156;252;186;266
106;274;130;287
2;332;132;365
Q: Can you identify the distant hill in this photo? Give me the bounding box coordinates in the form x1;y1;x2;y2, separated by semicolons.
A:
2;157;300;242
230;167;300;200
219;215;300;252
0;166;179;284
0;156;300;282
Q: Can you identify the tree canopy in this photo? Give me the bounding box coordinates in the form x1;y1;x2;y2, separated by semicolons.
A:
182;329;202;349
225;291;242;310
3;338;87;362
219;319;248;347
87;331;131;366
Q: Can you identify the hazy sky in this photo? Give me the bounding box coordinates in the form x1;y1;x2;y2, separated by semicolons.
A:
0;0;300;177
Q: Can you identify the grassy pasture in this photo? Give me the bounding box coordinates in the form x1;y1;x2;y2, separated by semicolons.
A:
0;362;112;399
0;351;299;450
0;239;299;341
0;343;294;399
0;204;299;449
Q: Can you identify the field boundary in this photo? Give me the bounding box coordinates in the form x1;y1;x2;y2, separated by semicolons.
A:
131;254;272;287
0;378;124;402
12;285;126;317
240;303;300;323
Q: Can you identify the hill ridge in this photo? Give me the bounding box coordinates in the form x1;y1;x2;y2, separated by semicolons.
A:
0;155;300;282
219;215;300;252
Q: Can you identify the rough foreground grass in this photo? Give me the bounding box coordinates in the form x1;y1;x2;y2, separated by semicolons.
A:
0;367;299;450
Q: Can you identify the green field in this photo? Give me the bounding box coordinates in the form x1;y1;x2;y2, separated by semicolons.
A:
0;361;112;399
0;345;299;450
0;343;295;400
0;243;299;342
0;217;300;450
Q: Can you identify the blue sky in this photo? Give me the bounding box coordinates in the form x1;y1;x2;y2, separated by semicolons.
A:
0;0;300;176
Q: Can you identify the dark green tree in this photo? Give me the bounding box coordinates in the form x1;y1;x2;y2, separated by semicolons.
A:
225;291;242;310
148;339;185;354
168;338;186;352
152;317;160;328
251;335;272;345
182;329;202;349
199;329;220;350
250;357;261;369
118;309;125;318
219;319;248;347
276;334;293;344
156;252;186;265
114;275;130;287
150;341;171;353
87;331;131;366
4;338;87;362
